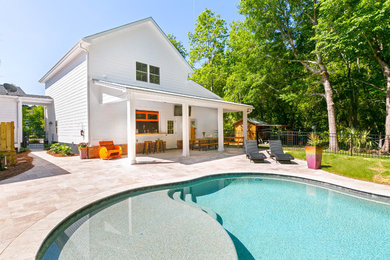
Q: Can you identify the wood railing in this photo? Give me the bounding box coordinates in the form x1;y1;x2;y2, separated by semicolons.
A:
224;136;244;147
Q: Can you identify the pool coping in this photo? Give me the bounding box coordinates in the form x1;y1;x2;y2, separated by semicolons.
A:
3;170;390;260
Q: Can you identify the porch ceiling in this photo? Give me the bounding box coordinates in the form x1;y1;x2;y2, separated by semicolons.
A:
93;79;253;113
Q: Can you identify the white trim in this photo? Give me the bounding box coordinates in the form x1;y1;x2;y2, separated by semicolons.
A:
39;41;90;83
93;79;253;112
0;95;53;105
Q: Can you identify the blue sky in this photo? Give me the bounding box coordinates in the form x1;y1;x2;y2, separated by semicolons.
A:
0;0;242;95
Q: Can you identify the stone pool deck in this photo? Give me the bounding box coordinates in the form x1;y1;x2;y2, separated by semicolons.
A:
1;148;390;259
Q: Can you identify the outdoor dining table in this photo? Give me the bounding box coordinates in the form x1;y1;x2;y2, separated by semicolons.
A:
190;138;218;151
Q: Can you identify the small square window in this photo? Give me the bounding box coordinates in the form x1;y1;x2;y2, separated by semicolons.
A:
136;62;147;82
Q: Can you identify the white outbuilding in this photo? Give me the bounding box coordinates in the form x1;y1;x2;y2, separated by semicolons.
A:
0;83;53;150
39;17;252;164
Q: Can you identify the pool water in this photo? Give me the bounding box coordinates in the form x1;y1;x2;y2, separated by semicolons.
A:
39;175;390;260
188;178;390;259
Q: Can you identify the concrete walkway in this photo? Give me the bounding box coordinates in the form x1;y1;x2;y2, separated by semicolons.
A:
1;149;390;259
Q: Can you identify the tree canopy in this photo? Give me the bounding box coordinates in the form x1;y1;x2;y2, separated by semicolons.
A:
185;2;389;151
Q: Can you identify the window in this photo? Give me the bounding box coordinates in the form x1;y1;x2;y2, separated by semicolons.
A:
136;110;159;133
136;62;147;82
174;105;191;116
167;120;174;134
149;65;160;84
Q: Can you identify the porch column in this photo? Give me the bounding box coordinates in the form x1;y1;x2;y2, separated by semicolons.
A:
17;99;22;149
182;103;190;157
243;109;248;143
127;92;136;164
46;103;56;143
218;106;224;152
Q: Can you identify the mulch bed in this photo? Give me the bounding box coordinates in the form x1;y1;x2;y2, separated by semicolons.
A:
46;151;78;157
0;151;34;181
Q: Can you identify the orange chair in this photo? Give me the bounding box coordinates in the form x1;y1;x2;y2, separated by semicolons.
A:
99;141;122;160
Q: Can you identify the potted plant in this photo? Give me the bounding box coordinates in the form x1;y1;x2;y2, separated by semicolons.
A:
78;142;88;159
305;133;323;169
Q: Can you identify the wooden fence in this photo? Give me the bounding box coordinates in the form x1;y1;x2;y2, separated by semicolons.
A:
0;122;16;165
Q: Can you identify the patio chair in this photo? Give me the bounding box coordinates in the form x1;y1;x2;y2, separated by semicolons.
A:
268;140;294;162
245;140;266;163
99;141;122;160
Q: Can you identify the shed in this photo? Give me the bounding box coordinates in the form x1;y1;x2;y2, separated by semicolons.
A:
233;118;288;142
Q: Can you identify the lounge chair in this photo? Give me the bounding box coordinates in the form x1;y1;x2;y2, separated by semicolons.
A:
245;140;266;163
268;140;294;162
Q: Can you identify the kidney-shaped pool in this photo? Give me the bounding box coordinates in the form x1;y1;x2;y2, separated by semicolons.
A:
38;174;390;259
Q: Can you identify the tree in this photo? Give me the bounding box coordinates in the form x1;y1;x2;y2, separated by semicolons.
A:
224;22;307;129
167;34;188;58
240;0;339;151
317;0;390;152
23;105;45;139
188;9;228;96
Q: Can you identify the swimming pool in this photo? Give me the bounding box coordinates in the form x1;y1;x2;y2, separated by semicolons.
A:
38;174;390;259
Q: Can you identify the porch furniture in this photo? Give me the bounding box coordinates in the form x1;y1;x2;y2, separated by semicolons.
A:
99;141;122;160
191;138;218;151
143;141;154;154
245;140;266;163
155;140;166;153
224;136;244;147
268;140;294;162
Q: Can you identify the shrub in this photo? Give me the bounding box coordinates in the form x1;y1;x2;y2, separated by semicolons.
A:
50;143;72;155
0;154;5;171
50;143;61;153
18;147;30;153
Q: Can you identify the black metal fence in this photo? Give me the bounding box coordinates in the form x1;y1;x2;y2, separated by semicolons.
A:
258;130;390;159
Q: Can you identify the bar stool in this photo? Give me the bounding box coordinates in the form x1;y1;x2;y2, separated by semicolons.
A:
143;141;154;154
155;140;165;153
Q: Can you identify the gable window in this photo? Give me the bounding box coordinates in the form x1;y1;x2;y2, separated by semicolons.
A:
149;65;160;84
136;62;147;82
167;120;174;134
136;110;159;133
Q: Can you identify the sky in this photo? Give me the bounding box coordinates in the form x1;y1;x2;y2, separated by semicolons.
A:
0;0;242;95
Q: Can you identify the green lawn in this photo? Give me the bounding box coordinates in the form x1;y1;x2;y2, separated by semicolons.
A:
286;149;390;184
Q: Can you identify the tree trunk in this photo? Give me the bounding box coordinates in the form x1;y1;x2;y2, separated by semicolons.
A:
381;69;390;153
323;73;339;151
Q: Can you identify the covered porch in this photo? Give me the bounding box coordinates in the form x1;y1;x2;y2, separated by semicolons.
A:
93;79;253;164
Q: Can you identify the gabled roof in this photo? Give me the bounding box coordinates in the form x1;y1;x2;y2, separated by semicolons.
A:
0;83;51;99
39;17;193;83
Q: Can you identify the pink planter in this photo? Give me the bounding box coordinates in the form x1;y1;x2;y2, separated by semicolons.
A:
305;146;323;169
79;149;88;159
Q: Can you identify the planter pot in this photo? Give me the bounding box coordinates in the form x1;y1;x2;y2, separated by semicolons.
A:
305;146;323;169
79;148;88;159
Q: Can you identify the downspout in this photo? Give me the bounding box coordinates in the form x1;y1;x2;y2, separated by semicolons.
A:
79;41;91;145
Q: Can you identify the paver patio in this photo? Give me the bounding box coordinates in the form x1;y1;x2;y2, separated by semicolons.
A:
1;148;390;259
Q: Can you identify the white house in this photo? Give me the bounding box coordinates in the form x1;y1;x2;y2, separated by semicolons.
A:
0;83;53;149
39;17;252;164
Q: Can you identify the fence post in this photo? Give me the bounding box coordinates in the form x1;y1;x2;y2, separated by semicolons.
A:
350;133;353;156
277;130;281;140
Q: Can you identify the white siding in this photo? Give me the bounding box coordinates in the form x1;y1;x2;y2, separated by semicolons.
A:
89;89;178;148
88;21;220;100
190;107;218;138
0;98;18;143
45;54;88;144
